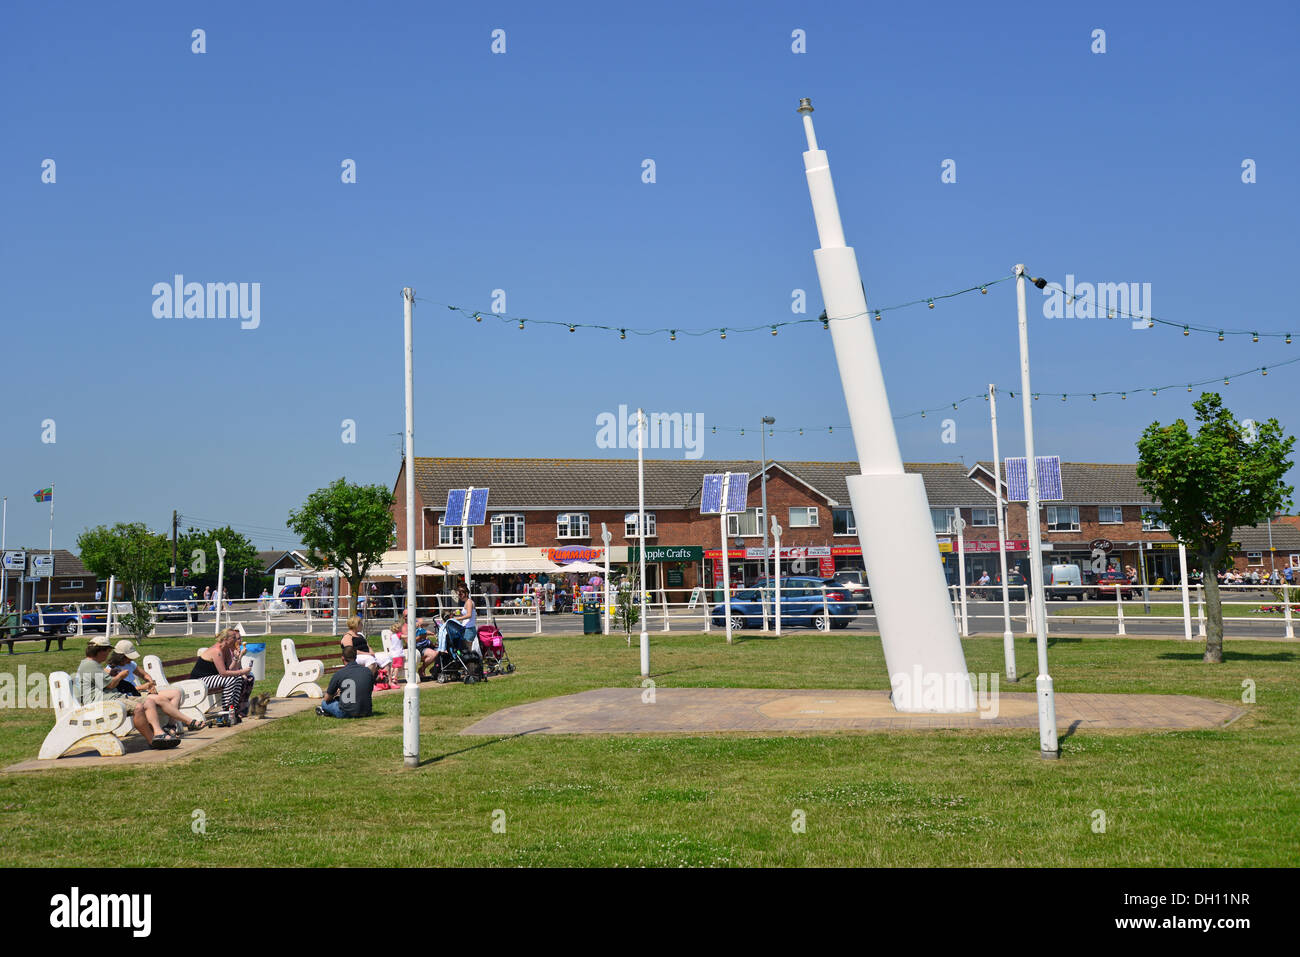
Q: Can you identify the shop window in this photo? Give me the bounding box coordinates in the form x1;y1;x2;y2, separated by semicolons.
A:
625;512;656;538
726;508;765;537
1141;510;1169;531
1098;506;1123;524
931;509;954;534
438;518;467;546
1247;552;1263;566
970;508;997;527
556;512;590;539
1046;506;1080;531
60;580;84;589
788;507;818;528
490;513;525;545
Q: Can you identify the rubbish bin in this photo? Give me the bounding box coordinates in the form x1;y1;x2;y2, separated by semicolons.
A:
583;608;601;634
243;642;267;681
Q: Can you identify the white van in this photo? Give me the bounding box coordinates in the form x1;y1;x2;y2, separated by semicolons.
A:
1045;563;1087;602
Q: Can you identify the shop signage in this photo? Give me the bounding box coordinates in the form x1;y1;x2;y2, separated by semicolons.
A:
1090;539;1114;553
745;546;831;559
544;546;605;563
628;546;703;563
953;540;1030;553
1149;541;1239;550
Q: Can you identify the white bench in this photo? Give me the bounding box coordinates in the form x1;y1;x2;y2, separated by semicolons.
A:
142;654;221;724
276;637;324;698
39;671;132;760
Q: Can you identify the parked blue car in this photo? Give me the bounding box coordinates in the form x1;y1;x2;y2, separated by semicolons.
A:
22;606;108;635
710;576;857;631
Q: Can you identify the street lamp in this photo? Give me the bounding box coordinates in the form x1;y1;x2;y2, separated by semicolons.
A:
760;416;775;588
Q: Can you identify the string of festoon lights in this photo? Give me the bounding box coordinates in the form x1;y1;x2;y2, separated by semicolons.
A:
1028;274;1297;344
421;270;1299;430
415;276;1010;338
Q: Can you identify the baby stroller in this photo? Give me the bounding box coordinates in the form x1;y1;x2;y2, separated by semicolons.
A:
476;621;515;676
431;614;487;684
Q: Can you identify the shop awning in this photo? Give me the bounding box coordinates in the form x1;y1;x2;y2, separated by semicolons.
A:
363;564;445;580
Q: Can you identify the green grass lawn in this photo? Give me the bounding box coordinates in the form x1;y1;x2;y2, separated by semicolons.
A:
0;630;1296;866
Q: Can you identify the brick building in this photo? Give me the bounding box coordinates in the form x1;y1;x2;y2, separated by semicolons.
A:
386;457;1300;594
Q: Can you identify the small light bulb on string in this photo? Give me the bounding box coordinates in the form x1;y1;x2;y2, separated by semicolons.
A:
798;428;803;436
980;286;987;295
828;426;833;434
1108;309;1115;319
740;429;744;436
952;403;958;410
1287;334;1293;345
921;411;926;418
711;427;716;435
1008;391;1015;398
1224;377;1230;386
568;324;575;333
1218;331;1225;341
720;329;727;340
1033;393;1039;401
822;319;830;330
518;319;525;330
1146;319;1155;329
768;429;774;437
1253;332;1259;343
1152;389;1158;396
928;300;935;309
473;312;482;323
1061;394;1066;401
1262;367;1268;376
874;311;882;322
1121;392;1127;400
1187;385;1192;392
1183;326;1189;336
619;329;626;340
771;326;778;336
670;330;676;341
1091;394;1097;401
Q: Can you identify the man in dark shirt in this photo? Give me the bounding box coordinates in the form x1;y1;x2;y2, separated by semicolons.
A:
317;646;374;718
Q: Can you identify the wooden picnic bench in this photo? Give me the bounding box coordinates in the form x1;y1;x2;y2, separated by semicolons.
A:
1;613;67;654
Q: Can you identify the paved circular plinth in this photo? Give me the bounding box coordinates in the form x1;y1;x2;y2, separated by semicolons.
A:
461;687;1246;736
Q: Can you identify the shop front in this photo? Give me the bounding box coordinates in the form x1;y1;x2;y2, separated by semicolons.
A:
627;545;705;593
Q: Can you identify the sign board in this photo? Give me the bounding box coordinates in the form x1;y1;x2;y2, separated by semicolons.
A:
446;487;489;527
701;472;749;515
2;551;26;571
1090;539;1114;553
746;545;832;559
686;586;704;610
31;554;54;578
1005;456;1063;502
666;568;684;588
627;546;704;563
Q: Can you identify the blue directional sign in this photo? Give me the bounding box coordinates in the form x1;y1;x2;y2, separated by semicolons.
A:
446;487;490;526
1004;456;1063;502
701;472;749;514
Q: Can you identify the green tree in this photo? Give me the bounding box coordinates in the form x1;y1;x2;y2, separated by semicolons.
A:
177;526;261;597
76;523;171;602
1136;393;1294;663
287;478;395;617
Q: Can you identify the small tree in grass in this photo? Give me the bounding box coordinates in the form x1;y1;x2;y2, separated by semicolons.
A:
615;569;641;646
287;478;396;618
1136;393;1294;662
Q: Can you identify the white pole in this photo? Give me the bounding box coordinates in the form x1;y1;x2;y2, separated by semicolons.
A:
601;524;611;635
1197;586;1206;637
47;483;54;605
402;287;420;768
214;540;226;635
954;509;968;637
636;408;650;676
721;512;733;644
462;487;474;598
1178;542;1193;641
1115;579;1126;635
988;386;1016;681
798;100;973;712
105;575;115;637
1283;584;1294;639
771;517;783;637
0;496;7;623
1015;264;1058;759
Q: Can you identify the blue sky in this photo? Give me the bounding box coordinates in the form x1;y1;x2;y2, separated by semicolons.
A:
2;0;1297;550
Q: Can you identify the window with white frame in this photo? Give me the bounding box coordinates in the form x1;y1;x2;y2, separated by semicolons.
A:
1141;510;1169;531
931;509;954;534
1247;552;1263;566
624;512;657;538
60;580;84;589
726;508;765;537
438;516;467;546
556;512;590;539
832;508;856;535
490;513;525;545
1046;506;1080;531
789;506;819;528
971;507;997;527
1098;506;1123;524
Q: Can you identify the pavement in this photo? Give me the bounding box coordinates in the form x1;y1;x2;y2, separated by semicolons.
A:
460;687;1246;736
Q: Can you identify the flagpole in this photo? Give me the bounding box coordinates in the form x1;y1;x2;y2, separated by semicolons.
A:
47;483;54;604
1;496;8;618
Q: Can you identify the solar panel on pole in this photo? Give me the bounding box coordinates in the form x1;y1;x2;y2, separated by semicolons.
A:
1005;457;1062;502
700;474;724;514
723;472;749;514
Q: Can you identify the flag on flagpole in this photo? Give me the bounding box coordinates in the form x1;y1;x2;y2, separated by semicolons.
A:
33;487;52;503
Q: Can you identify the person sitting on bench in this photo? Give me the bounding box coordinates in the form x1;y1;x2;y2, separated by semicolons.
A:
316;646;374;719
76;638;195;748
191;629;255;721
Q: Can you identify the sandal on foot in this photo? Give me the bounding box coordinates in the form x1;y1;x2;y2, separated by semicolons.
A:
184;719;207;731
149;733;181;750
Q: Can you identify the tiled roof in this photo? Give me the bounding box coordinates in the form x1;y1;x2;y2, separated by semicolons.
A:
409;458;1004;510
1230;523;1300;551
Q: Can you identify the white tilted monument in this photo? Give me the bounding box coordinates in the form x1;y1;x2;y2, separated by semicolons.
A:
797;98;975;712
